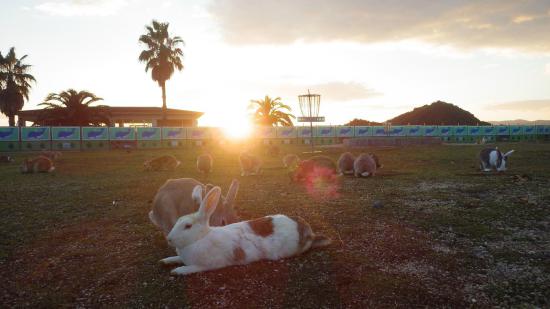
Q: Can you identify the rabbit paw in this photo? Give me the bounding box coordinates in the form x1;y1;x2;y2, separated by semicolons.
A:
170;265;204;276
159;256;183;265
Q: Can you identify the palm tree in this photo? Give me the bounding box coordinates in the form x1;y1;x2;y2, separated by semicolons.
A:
138;20;184;121
0;47;36;126
37;89;110;126
249;96;295;127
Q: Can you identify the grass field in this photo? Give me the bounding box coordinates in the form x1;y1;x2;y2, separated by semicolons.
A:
0;142;549;308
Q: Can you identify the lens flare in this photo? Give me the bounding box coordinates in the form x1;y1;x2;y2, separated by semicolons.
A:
223;121;252;139
301;167;341;200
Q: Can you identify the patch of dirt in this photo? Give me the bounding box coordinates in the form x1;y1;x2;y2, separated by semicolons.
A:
0;218;146;307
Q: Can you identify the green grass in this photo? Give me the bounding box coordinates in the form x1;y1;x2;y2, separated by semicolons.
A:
0;142;549;307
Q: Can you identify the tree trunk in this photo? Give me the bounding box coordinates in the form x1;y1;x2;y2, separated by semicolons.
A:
161;81;167;121
8;115;15;127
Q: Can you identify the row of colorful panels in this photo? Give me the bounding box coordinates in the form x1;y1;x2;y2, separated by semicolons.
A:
1;125;549;141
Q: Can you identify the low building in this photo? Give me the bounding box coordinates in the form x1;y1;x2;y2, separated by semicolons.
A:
17;106;203;127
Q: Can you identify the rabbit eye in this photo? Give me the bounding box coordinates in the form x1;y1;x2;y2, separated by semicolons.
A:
184;224;192;229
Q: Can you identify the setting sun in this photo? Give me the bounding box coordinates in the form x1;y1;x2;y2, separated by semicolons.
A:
222;120;252;139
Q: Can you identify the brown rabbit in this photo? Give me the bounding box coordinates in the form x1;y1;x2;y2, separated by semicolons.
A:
239;152;262;176
144;155;181;171
196;154;213;176
20;156;55;173
292;156;337;182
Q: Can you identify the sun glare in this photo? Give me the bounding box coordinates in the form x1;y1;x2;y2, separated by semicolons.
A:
223;121;252;139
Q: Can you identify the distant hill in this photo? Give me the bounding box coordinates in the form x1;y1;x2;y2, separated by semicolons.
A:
344;118;382;126
387;101;491;126
489;119;550;125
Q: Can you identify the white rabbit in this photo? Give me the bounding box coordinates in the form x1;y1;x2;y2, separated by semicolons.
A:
239;152;262;176
161;187;331;276
337;152;355;175
353;153;378;177
196;154;213;176
479;147;514;172
149;178;240;236
282;153;300;168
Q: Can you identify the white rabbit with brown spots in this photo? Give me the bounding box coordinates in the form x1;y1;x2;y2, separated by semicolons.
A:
162;187;331;276
20;156;55;173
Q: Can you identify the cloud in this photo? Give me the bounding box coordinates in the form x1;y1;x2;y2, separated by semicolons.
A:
35;0;128;16
209;0;550;52
545;63;550;75
489;99;550;111
275;81;381;102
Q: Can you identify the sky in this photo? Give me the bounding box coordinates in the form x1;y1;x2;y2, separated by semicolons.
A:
1;0;550;128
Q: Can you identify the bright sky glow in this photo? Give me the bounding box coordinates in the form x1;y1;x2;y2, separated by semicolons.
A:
1;0;550;127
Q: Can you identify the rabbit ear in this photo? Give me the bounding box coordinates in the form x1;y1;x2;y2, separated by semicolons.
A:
224;179;240;209
198;186;221;223
192;185;203;205
503;150;514;157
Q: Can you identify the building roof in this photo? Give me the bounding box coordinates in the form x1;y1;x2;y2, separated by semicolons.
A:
18;106;203;118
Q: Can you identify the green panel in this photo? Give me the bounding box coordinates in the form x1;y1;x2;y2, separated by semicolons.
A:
389;126;405;136
109;127;135;140
137;127;161;140
0;127;19;141
496;126;509;136
523;126;536;135
51;127;80;140
162;127;186;139
536;126;548;135
510;126;522;135
424;126;439;136
452;126;468;136
82;127;109;140
481;126;496;135
21;141;51;151
0;142;20;152
316;126;335;137
21;127;50;141
373;126;386;136
52;140;81;151
439;126;452;136
298;127;314;138
406;125;423;136
276;127;297;138
354;126;372;137
468;126;482;136
336;126;354;137
188;127;210;139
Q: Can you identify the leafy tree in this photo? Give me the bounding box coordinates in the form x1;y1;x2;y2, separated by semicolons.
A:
0;47;35;126
249;96;295;126
37;89;110;126
138;20;184;121
344;118;381;126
